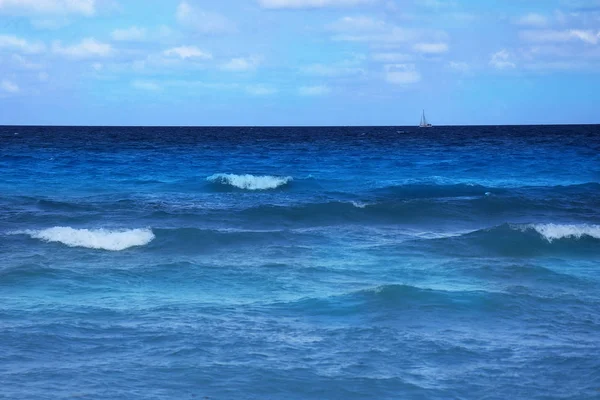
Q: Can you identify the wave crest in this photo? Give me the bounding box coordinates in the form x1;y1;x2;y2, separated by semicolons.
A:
207;173;292;190
415;223;600;258
19;227;155;251
526;223;600;242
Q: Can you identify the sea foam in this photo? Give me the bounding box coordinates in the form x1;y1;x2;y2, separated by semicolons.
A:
19;227;155;251
351;201;368;209
207;173;292;190
526;223;600;242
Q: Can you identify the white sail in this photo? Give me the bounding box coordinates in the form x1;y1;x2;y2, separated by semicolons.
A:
419;109;432;128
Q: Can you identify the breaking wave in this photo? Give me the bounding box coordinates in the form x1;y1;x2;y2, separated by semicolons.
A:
17;227;155;251
526;223;600;242
414;223;600;257
207;173;292;190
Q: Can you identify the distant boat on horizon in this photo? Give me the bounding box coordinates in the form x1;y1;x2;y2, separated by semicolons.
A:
419;109;432;128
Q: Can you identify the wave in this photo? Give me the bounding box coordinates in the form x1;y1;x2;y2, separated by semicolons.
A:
272;281;593;320
526;223;600;242
144;227;326;254
273;284;511;317
350;201;368;209
237;199;491;227
375;181;600;199
375;183;505;199
414;223;600;257
463;262;589;288
15;227;155;251
207;173;292;190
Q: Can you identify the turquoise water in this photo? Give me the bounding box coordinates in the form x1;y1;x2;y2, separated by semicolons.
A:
1;125;599;399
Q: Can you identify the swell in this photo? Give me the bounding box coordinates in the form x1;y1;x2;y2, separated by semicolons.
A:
236;196;598;227
374;181;599;195
12;222;599;257
3;196;597;231
410;223;600;257
8;226;322;252
2;182;598;232
268;283;596;319
460;262;592;288
3;180;598;212
0;263;64;283
236;181;599;226
146;227;321;252
374;183;506;199
270;284;483;317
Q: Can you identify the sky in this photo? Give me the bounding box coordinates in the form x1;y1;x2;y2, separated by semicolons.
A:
0;0;599;126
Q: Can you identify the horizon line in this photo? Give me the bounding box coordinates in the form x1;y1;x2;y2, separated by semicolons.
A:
2;123;599;128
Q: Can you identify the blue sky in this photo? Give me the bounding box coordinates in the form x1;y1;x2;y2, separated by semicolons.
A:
0;0;599;125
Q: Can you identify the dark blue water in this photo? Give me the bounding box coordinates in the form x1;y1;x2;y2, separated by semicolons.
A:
1;125;600;399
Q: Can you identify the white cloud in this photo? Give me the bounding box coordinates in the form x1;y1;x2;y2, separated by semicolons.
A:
132;80;161;91
490;49;515;69
384;63;421;84
417;0;457;9
448;12;478;22
246;85;278;95
327;16;386;32
221;56;261;71
176;1;235;34
333;27;417;43
112;26;146;41
52;38;112;58
371;52;413;62
31;17;70;29
259;0;372;9
347;16;389;31
521;29;600;44
413;42;448;54
570;30;600;44
298;85;331;96
514;13;548;27
163;46;212;60
11;54;44;69
523;44;571;58
0;34;45;53
157;25;174;39
301;63;364;76
38;71;49;81
328;15;446;45
448;61;470;72
300;53;366;77
0;0;95;16
524;61;590;71
1;79;19;93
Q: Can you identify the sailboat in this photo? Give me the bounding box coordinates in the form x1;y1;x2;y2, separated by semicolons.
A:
419;109;432;128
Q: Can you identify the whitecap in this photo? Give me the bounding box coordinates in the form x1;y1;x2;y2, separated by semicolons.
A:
526;223;600;242
17;227;155;251
350;201;368;209
207;173;292;190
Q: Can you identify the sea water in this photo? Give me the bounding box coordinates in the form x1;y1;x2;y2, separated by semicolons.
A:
1;125;599;399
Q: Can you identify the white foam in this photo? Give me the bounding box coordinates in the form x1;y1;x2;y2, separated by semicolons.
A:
412;230;474;240
18;227;155;251
351;201;368;209
527;223;600;242
207;173;292;190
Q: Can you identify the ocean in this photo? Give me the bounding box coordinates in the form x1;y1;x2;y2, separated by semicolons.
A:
1;125;599;399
